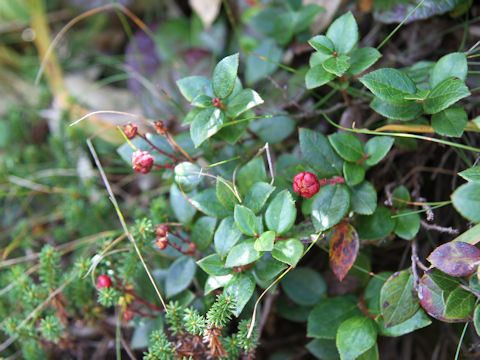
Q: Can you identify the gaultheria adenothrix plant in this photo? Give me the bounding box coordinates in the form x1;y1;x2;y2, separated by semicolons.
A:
4;2;480;359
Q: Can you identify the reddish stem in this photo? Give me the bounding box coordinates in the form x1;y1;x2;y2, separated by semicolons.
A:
138;133;178;162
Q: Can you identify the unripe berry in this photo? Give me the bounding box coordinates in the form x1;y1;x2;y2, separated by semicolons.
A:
96;274;112;289
212;97;223;109
186;242;197;255
293;171;320;198
131;150;154;174
123;123;138;139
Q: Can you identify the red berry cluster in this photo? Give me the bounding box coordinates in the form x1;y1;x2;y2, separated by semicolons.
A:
293;172;345;198
155;224;169;250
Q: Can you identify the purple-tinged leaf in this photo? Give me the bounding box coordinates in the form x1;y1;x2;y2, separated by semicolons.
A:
427;241;480;277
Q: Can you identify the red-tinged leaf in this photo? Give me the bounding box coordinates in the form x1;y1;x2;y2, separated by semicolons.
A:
329;222;359;281
418;273;447;322
418;270;469;323
427;241;480;277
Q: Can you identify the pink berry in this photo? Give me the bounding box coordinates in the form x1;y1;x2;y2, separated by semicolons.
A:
131;150;154;174
155;237;168;250
293;171;320;198
96;274;112;289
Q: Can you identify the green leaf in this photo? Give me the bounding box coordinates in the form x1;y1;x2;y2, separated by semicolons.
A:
364;136;394;166
311;184;350;231
190;189;230;218
430;52;468;88
165;256;196;298
234;205;260;236
326;12;359;54
245;39;283;85
249;115;295;144
292;4;323;32
300;128;343;177
254;253;287;284
359;68;417;103
265;190;297;235
197;254;231;276
394;210;420;240
348;47;382;75
343;162;365;186
226;89;264;118
281;267;326;306
474;305;480;336
357;345;379;360
305;64;335;89
204;274;233;295
307;296;361;339
169;184;196;224
244;182;275;214
306;339;339;360
190;108;224;147
380;270;419;327
377;310;431;337
191;217;216;250
310;51;332;67
224;273;256;316
214;217;243;258
370;98;423;121
191;94;212;108
365;272;393;316
423;77;470;114
336;316;377;360
176;75;211;102
174;162;202;193
322;55;351;77
350;181;378;215
392;186;410;208
225;239;261;267
452;182;480;222
459;166;480;183
212;53;239;99
237;157;268;196
308;35;335;54
444;287;475;320
431;107;467;137
356;206;395;240
272;238;303;266
216;178;238;211
254;231;275;252
328;132;364;162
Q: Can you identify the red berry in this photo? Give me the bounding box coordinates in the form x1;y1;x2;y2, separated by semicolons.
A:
123;309;134;322
293;171;320;198
186;242;197;255
131;150;154;174
155;224;169;238
123;123;138;140
96;274;112;289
